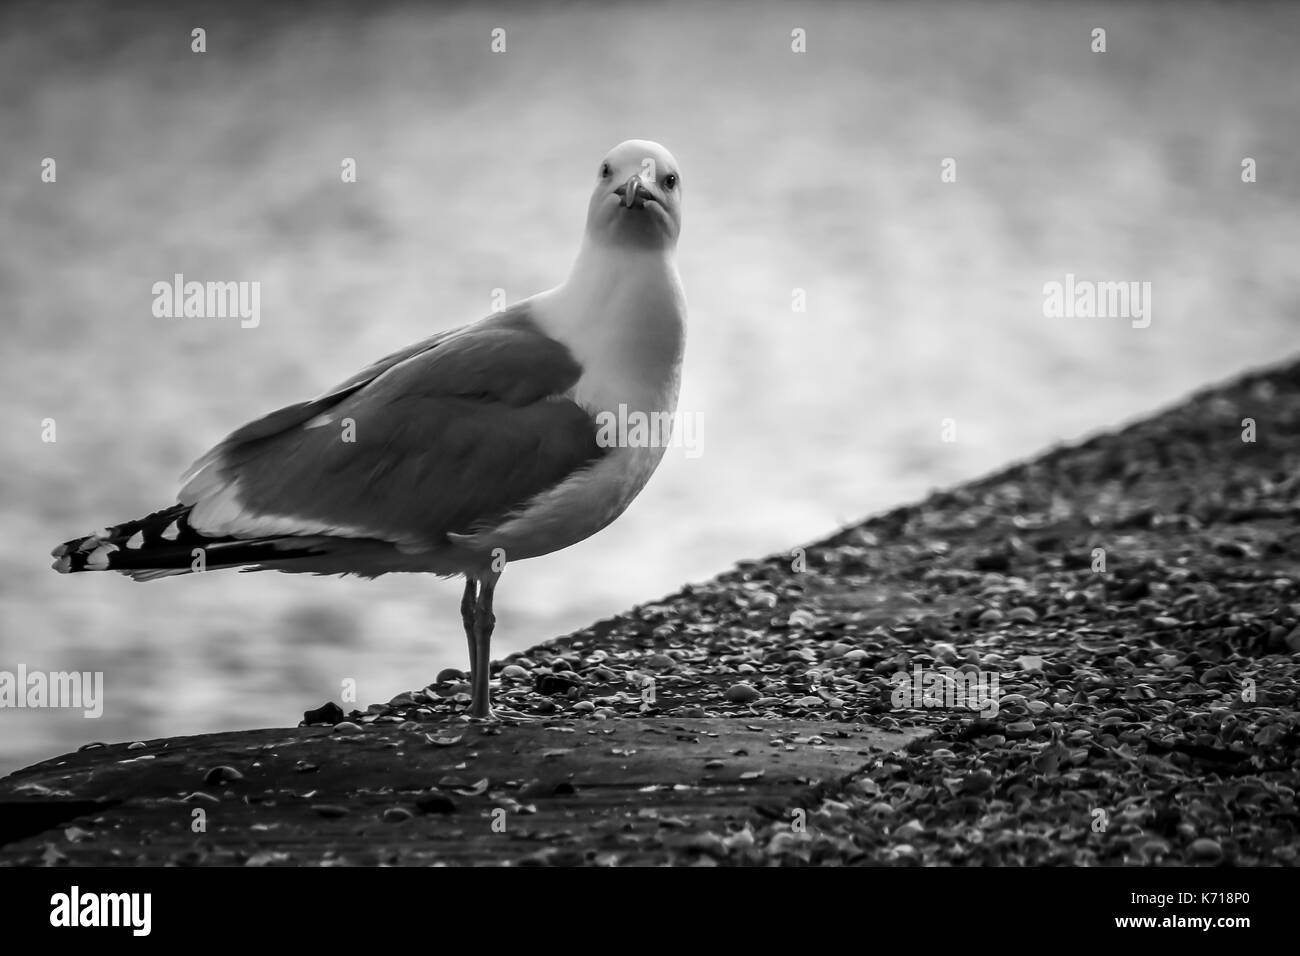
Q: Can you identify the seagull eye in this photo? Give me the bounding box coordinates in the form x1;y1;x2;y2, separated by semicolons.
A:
600;163;611;179
663;173;678;190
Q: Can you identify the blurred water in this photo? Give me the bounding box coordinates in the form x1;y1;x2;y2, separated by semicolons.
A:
2;0;1298;774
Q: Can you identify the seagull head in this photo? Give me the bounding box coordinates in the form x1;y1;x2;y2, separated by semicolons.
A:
585;139;682;250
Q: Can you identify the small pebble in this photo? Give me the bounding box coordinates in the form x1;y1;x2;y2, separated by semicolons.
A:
1285;626;1300;653
894;819;925;840
930;642;958;663
768;832;805;854
302;701;345;725
204;765;244;785
973;552;1011;572
724;827;756;849
536;673;583;696
788;609;817;628
415;791;458;815
724;683;761;704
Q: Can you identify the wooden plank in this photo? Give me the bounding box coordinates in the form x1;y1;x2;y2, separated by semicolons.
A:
0;719;927;865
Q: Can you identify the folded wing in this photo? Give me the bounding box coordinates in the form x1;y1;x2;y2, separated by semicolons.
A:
180;307;604;551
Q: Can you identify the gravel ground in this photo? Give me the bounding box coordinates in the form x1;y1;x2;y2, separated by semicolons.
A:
349;358;1300;865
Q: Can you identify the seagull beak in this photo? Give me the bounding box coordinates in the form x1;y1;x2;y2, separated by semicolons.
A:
614;175;651;208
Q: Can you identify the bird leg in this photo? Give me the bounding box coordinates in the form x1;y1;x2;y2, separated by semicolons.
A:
469;574;497;719
460;576;478;687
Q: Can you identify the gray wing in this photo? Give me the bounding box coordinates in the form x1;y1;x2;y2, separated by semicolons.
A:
179;306;604;545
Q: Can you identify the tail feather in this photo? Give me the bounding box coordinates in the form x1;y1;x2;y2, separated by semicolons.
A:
51;504;327;580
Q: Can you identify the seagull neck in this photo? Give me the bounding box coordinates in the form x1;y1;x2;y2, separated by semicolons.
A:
562;238;679;305
541;238;684;344
533;236;685;412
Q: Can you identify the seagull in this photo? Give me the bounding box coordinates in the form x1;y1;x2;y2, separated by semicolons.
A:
51;139;687;720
